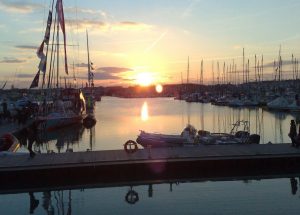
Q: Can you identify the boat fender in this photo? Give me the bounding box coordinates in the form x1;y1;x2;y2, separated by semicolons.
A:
124;140;138;154
125;190;139;204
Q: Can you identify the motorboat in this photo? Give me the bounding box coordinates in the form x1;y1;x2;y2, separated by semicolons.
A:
134;121;260;148
136;125;197;148
196;120;260;145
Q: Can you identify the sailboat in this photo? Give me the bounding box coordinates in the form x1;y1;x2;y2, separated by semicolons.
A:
83;30;96;111
30;0;86;131
82;30;97;128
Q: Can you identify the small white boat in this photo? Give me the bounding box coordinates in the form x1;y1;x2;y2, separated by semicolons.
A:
134;121;260;148
196;120;260;145
136;125;197;148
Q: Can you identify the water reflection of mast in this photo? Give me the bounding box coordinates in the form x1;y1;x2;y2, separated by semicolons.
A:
67;190;72;215
213;105;216;132
200;104;204;131
186;102;191;125
261;108;265;143
274;113;285;143
217;107;221;132
89;126;95;151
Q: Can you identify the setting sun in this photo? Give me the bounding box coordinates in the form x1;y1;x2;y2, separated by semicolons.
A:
136;72;153;86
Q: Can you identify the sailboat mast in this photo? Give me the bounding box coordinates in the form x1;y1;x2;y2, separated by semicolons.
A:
56;6;59;89
86;29;91;88
187;56;189;84
243;48;245;84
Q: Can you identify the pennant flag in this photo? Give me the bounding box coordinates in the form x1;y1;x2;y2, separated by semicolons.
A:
56;0;68;75
38;56;47;73
30;70;40;88
37;41;45;59
44;10;52;44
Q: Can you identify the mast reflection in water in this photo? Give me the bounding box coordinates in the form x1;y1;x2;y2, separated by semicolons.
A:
2;176;300;214
4;97;300;214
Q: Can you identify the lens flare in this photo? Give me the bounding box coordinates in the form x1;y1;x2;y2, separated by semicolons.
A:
155;84;163;93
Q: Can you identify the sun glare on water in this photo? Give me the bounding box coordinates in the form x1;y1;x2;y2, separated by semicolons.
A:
141;102;149;121
136;72;153;86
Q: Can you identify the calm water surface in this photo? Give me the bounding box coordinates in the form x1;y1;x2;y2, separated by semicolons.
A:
1;97;300;214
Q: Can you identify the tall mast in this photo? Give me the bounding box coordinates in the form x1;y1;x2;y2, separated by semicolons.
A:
292;54;294;80
261;55;264;82
254;54;257;82
217;61;220;85
186;56;189;84
56;4;59;89
243;48;245;84
278;45;281;82
86;29;91;88
212;61;214;85
200;59;203;86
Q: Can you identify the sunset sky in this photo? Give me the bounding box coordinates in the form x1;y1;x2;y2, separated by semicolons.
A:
1;0;300;88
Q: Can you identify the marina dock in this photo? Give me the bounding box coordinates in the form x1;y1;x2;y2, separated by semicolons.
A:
1;143;300;193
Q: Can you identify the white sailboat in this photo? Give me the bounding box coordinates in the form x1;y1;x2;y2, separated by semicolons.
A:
30;0;86;131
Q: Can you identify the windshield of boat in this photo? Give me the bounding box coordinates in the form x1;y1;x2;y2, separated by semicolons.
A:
230;120;249;135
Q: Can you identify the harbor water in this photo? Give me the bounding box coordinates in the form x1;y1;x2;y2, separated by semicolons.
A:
1;97;300;214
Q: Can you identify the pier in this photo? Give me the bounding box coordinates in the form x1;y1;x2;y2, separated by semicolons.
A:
1;143;300;193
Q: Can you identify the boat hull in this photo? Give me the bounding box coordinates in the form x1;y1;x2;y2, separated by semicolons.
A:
136;132;187;148
37;115;83;131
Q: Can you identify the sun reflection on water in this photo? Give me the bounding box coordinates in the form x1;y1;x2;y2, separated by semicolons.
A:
141;101;149;121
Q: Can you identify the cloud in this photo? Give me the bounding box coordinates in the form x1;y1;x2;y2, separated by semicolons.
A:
263;60;296;68
77;67;133;81
18;27;43;34
65;7;107;18
0;0;43;14
96;67;133;73
0;57;25;63
75;63;88;68
17;73;34;78
93;72;121;80
15;45;37;50
66;19;109;31
66;19;151;32
112;21;152;31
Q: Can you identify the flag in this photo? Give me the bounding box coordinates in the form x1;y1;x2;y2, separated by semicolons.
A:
38;56;47;73
44;10;52;44
37;41;45;59
30;70;40;88
56;0;68;75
